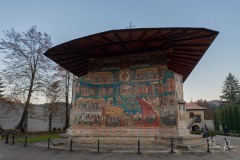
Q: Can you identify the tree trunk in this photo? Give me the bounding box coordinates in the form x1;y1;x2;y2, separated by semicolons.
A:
65;71;70;129
49;113;52;132
65;94;69;129
17;76;34;132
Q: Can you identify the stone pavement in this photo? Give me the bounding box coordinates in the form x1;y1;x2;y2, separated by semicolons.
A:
0;135;240;160
189;135;240;154
35;139;179;153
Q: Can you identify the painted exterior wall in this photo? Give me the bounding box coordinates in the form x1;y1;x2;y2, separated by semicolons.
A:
175;73;183;100
70;66;184;130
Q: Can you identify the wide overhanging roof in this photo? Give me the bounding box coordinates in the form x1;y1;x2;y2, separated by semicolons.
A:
44;27;218;81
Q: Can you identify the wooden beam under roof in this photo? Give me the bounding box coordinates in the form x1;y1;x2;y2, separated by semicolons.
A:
73;70;88;77
101;35;115;43
171;52;202;57
137;30;148;40
174;44;210;47
170;58;197;66
170;54;199;61
44;27;219;82
169;62;194;71
114;31;127;52
59;58;87;66
174;33;216;43
68;63;89;73
156;30;188;41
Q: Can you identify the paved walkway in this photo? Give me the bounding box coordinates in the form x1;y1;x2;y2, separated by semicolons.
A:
35;140;179;153
0;135;240;160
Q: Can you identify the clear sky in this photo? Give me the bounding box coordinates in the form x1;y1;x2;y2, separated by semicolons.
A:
0;0;240;102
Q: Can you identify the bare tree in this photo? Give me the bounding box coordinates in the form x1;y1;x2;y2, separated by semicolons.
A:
0;26;53;131
54;66;76;129
45;80;64;112
0;76;5;100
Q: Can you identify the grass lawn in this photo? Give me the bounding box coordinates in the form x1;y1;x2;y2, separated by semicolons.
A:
15;133;61;143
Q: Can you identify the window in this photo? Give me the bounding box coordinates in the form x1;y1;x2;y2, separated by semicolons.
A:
189;112;194;118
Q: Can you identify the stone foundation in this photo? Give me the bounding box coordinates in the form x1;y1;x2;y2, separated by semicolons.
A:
67;127;169;136
62;127;201;145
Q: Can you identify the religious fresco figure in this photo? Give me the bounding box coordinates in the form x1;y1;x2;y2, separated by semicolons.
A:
73;115;77;124
72;66;179;128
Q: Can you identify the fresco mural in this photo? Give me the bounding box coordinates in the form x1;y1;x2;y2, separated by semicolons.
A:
72;66;179;128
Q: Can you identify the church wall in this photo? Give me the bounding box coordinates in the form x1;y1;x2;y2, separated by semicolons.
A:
174;73;183;100
70;65;183;129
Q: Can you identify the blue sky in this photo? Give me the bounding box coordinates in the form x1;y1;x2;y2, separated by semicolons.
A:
0;0;240;102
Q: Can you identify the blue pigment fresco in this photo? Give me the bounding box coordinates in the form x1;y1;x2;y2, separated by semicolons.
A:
73;66;181;127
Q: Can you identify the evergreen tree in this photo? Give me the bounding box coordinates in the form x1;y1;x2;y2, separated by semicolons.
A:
238;106;240;130
0;77;4;100
220;73;240;103
229;105;235;130
214;111;220;131
233;105;240;130
225;107;230;129
221;108;226;129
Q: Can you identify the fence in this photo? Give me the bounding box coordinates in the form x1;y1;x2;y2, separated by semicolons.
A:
3;134;176;154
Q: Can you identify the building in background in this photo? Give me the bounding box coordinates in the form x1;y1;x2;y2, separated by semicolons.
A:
186;102;214;131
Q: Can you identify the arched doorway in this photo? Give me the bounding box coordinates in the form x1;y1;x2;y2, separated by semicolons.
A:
192;125;199;132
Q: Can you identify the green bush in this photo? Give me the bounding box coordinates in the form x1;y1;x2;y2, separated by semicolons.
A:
208;130;216;137
57;128;62;131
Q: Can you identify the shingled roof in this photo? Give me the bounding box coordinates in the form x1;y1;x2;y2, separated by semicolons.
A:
186;102;207;110
44;27;218;81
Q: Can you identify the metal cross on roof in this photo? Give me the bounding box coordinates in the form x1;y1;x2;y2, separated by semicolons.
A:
126;22;135;29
